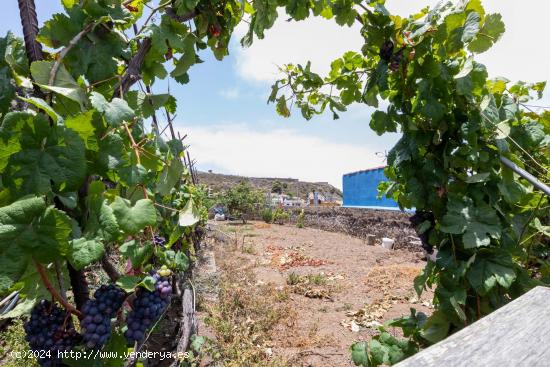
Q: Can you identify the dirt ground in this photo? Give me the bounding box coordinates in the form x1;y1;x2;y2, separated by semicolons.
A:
195;221;433;367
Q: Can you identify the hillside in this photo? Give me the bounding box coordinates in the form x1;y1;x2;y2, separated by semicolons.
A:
197;171;342;200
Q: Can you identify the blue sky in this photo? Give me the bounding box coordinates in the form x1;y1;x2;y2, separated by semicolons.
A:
2;1;549;188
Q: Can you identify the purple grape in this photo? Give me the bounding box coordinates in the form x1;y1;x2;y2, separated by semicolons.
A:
124;272;172;344
24;300;81;366
81;284;126;349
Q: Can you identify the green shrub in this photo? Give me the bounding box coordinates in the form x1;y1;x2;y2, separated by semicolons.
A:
296;209;305;228
273;208;290;225
262;208;273;223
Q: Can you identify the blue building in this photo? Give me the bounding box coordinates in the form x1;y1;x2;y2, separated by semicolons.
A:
342;166;398;209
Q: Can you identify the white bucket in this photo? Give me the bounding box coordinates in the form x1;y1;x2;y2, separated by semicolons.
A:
381;237;394;250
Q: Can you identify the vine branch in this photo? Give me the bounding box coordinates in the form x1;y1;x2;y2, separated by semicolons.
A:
34;260;82;318
48;22;97;88
113;9;198;98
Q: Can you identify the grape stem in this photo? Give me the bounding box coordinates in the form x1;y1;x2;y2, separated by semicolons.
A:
34;260;82;318
54;260;67;302
122;121;155;241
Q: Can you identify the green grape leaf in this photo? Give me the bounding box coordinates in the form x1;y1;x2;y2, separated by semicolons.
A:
110;197;157;235
103;331;127;367
4;32;31;88
1;112;86;196
0;65;15;114
468;13;505;53
350;341;370;366
37;12;82;49
84;184;120;243
370;110;396;135
461;11;480;43
156;158;184;196
118;164;148;186
465;172;490;183
0;263;66;318
276;96;290;117
96;132;125;174
420;311;450;343
440;197;501;248
178;199;200;227
0;197;72;264
65;110;100;151
67;238;105;271
57;192;78;209
0;245;29;293
18;96;61;122
467;252;516;295
90;92;135;127
138;275;156;291
30;61;86;107
119;240;153;268
0;113;24;171
174;251;189;271
116;275;142;292
171;37;197;78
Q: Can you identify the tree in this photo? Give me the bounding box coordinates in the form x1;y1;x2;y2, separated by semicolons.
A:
268;0;550;365
221;182;263;223
271;180;283;194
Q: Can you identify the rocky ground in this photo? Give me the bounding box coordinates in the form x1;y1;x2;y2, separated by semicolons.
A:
193;220;433;367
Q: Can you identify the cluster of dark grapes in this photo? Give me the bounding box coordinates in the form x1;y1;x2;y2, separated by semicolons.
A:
379;40;394;61
124;272;172;344
24;300;81;366
81;284;126;349
153;234;166;246
409;210;435;254
379;40;404;71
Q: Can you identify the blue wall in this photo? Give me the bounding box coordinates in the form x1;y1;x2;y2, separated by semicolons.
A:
342;168;398;208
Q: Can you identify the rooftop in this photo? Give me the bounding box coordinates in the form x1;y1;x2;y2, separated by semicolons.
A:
343;165;387;177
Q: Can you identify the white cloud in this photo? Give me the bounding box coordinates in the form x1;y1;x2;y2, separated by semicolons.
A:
234;13;362;83
219;87;241;100
180;124;390;189
234;0;550;95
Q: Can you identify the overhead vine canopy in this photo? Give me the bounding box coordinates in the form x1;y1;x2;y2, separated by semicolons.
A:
0;0;548;365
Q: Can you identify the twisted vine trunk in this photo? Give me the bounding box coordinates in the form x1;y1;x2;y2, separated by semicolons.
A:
67;264;90;313
17;0;43;62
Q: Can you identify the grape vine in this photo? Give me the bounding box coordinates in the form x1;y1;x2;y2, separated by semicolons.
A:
1;0;547;365
267;0;550;365
2;0;357;363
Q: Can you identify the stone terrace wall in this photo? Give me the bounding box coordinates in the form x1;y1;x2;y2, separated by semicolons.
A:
283;207;420;251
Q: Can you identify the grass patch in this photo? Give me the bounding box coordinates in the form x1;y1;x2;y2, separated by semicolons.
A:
0;319;38;367
202;266;291;367
286;273;327;286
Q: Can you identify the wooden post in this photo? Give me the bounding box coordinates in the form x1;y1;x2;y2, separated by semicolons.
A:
366;234;376;246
